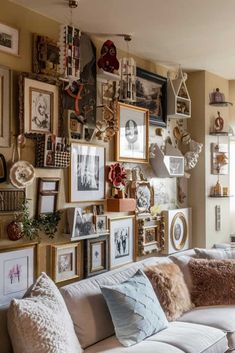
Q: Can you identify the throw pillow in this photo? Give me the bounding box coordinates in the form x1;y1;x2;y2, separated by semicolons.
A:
7;272;83;353
194;247;232;259
144;263;193;321
189;258;235;306
100;269;168;347
169;254;194;291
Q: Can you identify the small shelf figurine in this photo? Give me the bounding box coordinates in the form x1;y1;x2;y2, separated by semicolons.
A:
108;163;127;198
214;111;224;132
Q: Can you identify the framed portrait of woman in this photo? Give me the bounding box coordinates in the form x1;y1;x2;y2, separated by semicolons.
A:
115;102;149;163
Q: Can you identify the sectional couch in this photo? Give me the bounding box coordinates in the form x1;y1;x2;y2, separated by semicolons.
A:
2;248;235;353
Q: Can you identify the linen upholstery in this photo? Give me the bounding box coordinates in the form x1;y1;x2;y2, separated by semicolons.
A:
194;248;232;259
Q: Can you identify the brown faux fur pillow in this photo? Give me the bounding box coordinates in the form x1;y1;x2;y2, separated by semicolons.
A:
189;258;235;306
144;263;193;321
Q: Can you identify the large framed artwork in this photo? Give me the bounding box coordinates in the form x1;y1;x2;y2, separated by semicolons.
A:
0;243;37;307
0;22;19;56
136;67;167;127
0;66;11;147
70;143;105;202
115;102;149;163
109;216;135;269
84;234;109;278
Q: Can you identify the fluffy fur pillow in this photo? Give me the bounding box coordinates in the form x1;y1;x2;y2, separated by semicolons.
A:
189;258;235;306
144;263;193;321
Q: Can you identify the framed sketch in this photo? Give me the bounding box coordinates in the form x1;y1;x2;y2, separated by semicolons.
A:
37;178;60;216
0;66;11;147
66;207;97;240
84;235;109;277
70;143;105;202
95;215;108;234
130;181;153;214
109;216;135;269
51;242;82;283
0;243;37;307
19;72;62;136
116;102;149;163
0;22;19;56
136;67;167;127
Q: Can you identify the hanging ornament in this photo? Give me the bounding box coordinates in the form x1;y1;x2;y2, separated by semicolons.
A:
97;40;119;73
119;35;136;102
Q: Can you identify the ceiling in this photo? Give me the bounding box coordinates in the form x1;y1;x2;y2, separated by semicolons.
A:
10;0;235;79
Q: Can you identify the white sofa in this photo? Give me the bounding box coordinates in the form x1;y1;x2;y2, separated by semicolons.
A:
1;249;235;353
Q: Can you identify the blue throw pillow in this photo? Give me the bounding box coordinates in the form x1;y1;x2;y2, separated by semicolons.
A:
100;269;168;346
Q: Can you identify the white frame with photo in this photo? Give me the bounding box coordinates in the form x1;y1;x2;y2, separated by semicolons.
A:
0;22;19;56
0;243;37;307
66;207;98;240
70;143;105;202
109;216;135;269
130;181;153;214
95;215;109;234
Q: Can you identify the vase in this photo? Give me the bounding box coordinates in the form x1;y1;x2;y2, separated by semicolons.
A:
7;221;23;241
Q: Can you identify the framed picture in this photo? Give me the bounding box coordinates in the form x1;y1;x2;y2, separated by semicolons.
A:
0;22;19;56
95;215;108;234
116;102;149;163
130;181;153;214
51;242;82;283
70;143;105;202
66;207;97;240
19;72;62;135
37;178;60;216
170;212;188;251
84;234;109;277
109;216;135;269
0;243;37;307
136;67;167;127
0;66;11;147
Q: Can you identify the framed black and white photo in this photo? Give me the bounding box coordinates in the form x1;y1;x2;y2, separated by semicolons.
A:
116;102;149;163
130;181;153;214
95;215;108;234
109;216;135;269
84;235;109;278
66;207;97;240
30;87;53;133
70;143;105;202
136;67;167;127
0;22;19;56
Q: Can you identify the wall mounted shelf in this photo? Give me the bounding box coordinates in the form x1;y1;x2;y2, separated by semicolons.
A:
209;101;233;107
208;195;233;198
209;131;232;136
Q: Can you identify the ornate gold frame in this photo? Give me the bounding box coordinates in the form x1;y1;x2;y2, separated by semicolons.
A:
170;212;188;250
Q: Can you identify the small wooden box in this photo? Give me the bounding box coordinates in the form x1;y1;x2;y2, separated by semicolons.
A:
107;198;136;212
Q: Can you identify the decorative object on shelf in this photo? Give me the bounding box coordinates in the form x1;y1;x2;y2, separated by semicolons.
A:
215;205;221;231
210;179;224;197
37;178;60;216
33;34;60;77
84;234;109;278
35;134;70;169
0;66;11;147
51;242;82;283
37;211;61;239
209;88;233;106
161;208;191;254
214;111;224;132
0;22;19;56
109;216;135;269
18;200;39;241
0;154;7;183
9;160;35;189
7;220;23;241
130;181;153;214
108;162;127;198
95;214;108;234
136;67;167;127
184;140;203;173
211;143;228;175
98;40;119;74
66;207;98;241
0;189;25;212
70;143;105;202
167;67;191;118
115;102;149;163
0;243;37;307
96;100;119;142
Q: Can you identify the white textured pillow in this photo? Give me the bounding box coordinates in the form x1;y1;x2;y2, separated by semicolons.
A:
7;272;83;353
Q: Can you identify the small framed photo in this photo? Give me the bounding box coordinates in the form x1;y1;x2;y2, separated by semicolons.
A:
84;235;109;278
130;181;153;214
51;242;82;283
115;102;149;163
37;178;60;216
109;216;135;269
95;215;108;234
0;22;19;56
0;243;37;307
70;143;105;202
66;207;97;240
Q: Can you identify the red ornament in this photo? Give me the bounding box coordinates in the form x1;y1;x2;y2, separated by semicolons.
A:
7;221;23;241
108;163;126;189
98;40;119;73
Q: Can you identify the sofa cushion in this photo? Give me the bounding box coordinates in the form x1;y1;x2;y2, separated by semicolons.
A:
101;269;168;346
169;254;194;291
144;263;193;321
7;272;82;353
194;247;232;259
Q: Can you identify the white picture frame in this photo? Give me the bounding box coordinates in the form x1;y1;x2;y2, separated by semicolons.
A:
0;66;10;147
66;207;98;240
0;22;19;56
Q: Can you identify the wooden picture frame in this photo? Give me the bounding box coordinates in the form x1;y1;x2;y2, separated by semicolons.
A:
95;214;109;234
130;181;154;214
84;234;109;278
51;242;82;283
37;177;60;216
66;207;98;241
0;66;11;147
0;22;19;56
136;67;167;127
115;102;149;163
69;143;106;202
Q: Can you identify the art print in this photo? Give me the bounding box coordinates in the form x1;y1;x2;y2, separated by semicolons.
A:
114;227;129;258
77;154;99;191
0;23;19;56
30;88;53;133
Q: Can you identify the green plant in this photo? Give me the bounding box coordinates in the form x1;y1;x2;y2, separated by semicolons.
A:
37;211;61;239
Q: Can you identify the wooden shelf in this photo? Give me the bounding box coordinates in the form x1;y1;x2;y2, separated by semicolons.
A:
209;101;233;107
209;131;232;136
208;195;233;198
107;198;136;212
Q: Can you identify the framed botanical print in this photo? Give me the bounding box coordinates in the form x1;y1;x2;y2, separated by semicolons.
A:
84;235;109;277
37;177;60;216
0;243;37;307
115;102;149;163
70;143;105;202
109;216;135;269
0;22;19;56
51;242;82;283
0;66;11;147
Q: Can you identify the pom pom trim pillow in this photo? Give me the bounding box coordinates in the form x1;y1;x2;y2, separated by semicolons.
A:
101;269;168;347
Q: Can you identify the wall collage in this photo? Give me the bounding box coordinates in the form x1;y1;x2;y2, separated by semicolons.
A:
0;20;203;306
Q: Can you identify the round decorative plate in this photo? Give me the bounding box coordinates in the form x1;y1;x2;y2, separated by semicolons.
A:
9;161;35;189
170;212;188;250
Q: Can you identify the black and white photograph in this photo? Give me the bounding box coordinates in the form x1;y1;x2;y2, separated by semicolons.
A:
30;88;53;133
116;102;149;163
131;181;153;214
114;227;129;258
0;23;19;56
58;253;73;273
72;209;95;238
95;215;108;233
70;143;105;202
85;235;109;278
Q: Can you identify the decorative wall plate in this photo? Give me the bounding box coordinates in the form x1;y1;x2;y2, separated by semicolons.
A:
9;161;35;189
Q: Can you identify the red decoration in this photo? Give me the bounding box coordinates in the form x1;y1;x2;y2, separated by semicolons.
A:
7;221;23;241
108;163;126;189
98;40;119;73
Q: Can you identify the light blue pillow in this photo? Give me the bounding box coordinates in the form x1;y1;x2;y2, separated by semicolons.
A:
100;269;168;347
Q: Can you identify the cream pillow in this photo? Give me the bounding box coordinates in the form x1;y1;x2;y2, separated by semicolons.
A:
7;272;83;353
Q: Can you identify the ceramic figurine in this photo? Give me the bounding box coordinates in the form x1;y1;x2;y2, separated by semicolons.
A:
214;111;224;132
98;40;119;73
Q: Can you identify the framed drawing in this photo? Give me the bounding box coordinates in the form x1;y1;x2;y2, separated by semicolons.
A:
66;207;97;240
0;22;19;56
37;177;60;216
19;72;62;136
0;243;37;307
116;102;149;163
130;181;153;214
0;66;11;147
109;216;135;269
136;67;167;127
51;242;82;283
70;143;105;202
84;234;109;277
95;214;108;234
